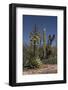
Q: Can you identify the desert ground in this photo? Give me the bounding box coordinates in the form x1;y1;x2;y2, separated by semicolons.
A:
23;64;57;75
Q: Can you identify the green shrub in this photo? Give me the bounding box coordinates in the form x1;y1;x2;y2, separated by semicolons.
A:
23;45;42;69
43;56;57;64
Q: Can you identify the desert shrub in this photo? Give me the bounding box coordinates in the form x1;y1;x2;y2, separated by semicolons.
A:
23;45;42;69
23;46;29;67
43;56;57;64
23;44;57;70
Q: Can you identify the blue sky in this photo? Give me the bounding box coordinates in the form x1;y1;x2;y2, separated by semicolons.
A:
23;15;57;46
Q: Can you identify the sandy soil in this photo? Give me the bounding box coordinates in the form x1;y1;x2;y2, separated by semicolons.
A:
23;64;57;75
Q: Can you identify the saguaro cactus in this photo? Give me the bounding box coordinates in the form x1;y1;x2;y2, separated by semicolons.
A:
43;28;46;58
48;34;55;46
46;34;55;58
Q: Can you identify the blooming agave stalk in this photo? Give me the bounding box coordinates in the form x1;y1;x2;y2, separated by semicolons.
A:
29;25;42;68
29;25;41;57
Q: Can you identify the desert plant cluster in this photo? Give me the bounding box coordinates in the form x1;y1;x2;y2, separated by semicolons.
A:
23;25;57;70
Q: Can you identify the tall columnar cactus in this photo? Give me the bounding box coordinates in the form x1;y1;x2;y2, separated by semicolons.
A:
43;28;46;58
46;34;55;58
